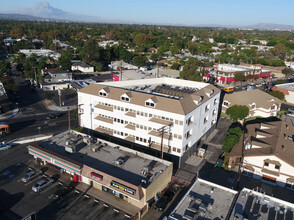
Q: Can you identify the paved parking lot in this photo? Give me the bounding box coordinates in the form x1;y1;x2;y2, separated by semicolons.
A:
0;144;133;219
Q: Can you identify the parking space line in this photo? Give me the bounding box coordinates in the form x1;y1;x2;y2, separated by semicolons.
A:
57;190;78;204
40;182;58;195
75;198;92;214
100;208;113;220
85;203;101;220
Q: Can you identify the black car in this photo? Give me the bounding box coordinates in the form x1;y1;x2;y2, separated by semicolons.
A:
47;113;62;120
53;186;73;200
154;190;175;211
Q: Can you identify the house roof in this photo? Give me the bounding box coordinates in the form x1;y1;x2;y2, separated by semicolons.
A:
79;78;220;116
229;121;294;167
72;61;92;68
223;89;282;109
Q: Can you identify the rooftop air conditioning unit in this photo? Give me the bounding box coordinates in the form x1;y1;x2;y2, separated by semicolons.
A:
114;158;124;166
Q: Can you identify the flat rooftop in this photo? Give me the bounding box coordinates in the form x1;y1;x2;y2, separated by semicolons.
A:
276;82;294;91
38;130;171;188
169;178;237;220
218;64;258;72
230;188;294;220
99;77;210;100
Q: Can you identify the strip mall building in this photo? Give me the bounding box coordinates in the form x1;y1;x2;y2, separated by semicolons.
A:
27;130;172;216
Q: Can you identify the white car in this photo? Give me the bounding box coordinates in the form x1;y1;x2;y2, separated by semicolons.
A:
287;108;294;113
286;112;294;117
32;177;54;192
0;142;13;151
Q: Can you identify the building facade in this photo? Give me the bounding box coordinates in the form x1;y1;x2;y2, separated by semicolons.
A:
229;121;294;189
71;61;94;73
27;130;173;216
78;78;221;167
216;64;271;85
272;83;294;104
222;90;282;118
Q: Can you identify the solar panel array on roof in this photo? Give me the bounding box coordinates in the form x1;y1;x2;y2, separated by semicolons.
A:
153;84;196;98
286;210;293;220
243;195;254;218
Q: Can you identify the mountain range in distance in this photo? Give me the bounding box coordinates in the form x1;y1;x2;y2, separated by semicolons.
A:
1;2;294;30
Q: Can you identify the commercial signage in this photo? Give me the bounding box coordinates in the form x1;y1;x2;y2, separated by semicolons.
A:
112;74;119;81
91;172;103;181
111;180;136;195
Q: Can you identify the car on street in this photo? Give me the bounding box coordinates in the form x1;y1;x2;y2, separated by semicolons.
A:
154;190;175;211
21;170;42;183
286;112;294;117
288;108;294;113
46;113;62;120
53;186;73;200
32;177;54;192
0;142;13;151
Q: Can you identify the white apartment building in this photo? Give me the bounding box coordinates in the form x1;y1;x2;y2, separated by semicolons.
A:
71;61;94;73
78;78;221;167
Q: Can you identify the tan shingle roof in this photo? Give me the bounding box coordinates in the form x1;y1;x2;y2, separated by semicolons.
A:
79;83;220;115
223;90;282;109
229;121;294;167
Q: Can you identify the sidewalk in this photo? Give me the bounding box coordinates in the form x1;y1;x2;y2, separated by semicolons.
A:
43;99;77;112
0;106;19;120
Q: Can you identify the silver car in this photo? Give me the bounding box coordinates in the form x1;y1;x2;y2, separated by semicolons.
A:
21;170;41;183
32;177;54;192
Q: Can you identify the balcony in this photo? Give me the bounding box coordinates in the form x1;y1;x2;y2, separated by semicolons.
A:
149;142;170;153
125;111;136;117
148;130;173;141
95;116;113;124
95;127;113;136
125;124;136;130
94;103;113;112
149;117;173;126
125;136;135;142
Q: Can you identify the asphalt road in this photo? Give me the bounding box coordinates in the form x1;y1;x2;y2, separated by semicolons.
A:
0;63;78;142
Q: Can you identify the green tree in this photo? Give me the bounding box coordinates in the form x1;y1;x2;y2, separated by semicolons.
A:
269;91;285;101
171;63;180;70
222;135;240;153
59;51;72;70
234;72;245;85
0;61;11;76
90;61;103;72
282;67;292;77
132;56;147;67
273;43;286;59
150;53;158;62
180;57;202;81
226;105;249;122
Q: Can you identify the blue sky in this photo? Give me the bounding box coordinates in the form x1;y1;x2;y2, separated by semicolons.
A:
2;0;294;26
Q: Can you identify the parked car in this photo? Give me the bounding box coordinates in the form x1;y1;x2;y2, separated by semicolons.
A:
46;113;62;120
21;170;42;183
288;108;294;113
154;190;175;211
32;177;54;192
53;186;73;200
286;112;294;117
0;142;13;151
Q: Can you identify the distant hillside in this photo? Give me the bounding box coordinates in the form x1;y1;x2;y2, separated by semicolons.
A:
246;23;294;30
0;13;49;21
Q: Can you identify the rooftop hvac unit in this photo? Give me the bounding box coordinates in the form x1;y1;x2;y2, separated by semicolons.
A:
114;158;124;166
141;166;150;176
91;146;99;152
65;145;76;153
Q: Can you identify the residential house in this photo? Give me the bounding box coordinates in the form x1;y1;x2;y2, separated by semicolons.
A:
41;70;72;91
222;90;282;118
272;83;294;104
229;121;294;189
71;61;94;73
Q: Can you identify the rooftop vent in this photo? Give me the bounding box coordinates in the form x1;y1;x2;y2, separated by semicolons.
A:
141;166;150;176
114;158;125;166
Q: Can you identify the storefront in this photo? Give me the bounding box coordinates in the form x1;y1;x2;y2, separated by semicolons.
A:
27;145;83;181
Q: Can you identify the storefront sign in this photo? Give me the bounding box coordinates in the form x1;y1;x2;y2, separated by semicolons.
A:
111;180;136;195
91;172;103;180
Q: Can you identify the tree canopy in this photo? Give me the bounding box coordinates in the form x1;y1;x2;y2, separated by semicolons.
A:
226;105;249;122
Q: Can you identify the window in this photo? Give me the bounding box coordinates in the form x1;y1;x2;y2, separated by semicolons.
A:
204;116;209;123
177;149;181;153
251;104;256;109
224;101;229;106
214;99;218;105
264;162;269;167
121;96;130;102
145;101;155;108
205;104;210;112
99;92;107;97
271;105;275;110
275;165;280;170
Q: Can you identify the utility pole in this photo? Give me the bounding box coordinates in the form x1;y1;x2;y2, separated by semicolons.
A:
68;107;71;130
120;60;122;81
58;89;61;106
78;104;84;128
34;66;37;86
157;58;159;78
158;123;172;159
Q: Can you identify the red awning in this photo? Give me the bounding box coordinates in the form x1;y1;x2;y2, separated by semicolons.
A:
91;172;102;180
226;77;236;82
220;76;225;82
204;74;210;77
259;73;270;78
